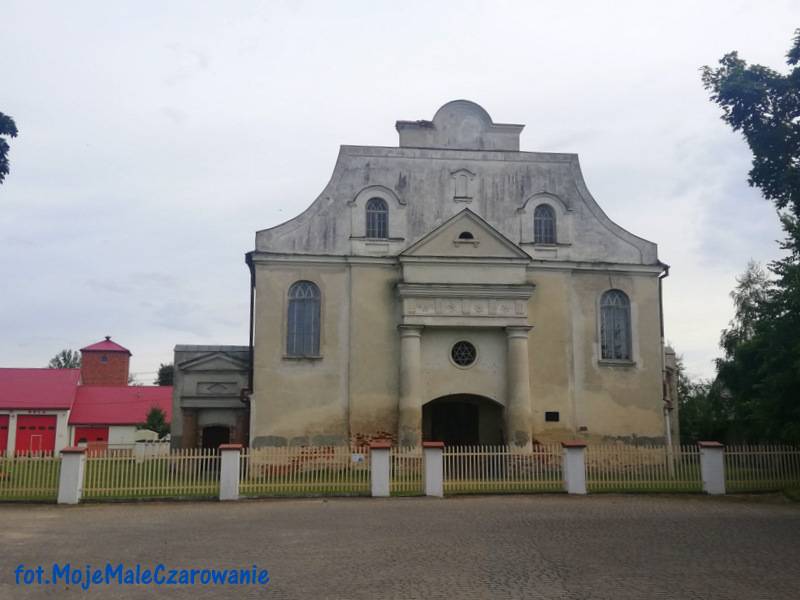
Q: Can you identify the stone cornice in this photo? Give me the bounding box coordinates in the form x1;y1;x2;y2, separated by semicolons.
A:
249;251;664;275
398;283;535;299
339;144;577;164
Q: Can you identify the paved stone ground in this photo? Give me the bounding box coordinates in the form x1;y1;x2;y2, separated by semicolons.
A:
1;494;799;599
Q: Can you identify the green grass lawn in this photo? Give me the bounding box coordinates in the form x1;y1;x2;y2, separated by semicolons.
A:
82;458;219;500
0;457;61;502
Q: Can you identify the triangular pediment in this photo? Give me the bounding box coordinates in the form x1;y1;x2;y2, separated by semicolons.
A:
177;352;249;372
401;209;529;260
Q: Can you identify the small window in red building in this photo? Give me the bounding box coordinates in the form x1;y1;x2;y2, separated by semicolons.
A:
101;355;108;363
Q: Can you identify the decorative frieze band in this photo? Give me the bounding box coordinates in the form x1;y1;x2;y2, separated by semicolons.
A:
397;283;534;324
403;297;527;318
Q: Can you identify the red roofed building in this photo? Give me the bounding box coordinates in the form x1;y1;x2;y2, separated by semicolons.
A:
0;337;172;455
0;368;80;454
70;386;172;446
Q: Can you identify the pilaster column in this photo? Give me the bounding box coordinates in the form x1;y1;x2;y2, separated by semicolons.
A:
506;326;533;449
398;325;424;447
182;409;198;449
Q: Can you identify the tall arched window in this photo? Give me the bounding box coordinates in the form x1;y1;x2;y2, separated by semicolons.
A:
534;204;556;244
366;197;388;239
287;281;321;357
600;290;632;360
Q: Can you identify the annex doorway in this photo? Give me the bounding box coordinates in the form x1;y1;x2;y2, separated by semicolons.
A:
201;425;230;450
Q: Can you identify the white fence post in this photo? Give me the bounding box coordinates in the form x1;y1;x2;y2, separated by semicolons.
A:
219;444;242;501
698;441;726;495
561;441;587;495
423;441;444;497
370;441;391;497
57;447;87;505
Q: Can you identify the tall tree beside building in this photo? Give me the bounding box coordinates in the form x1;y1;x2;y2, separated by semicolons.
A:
0;112;18;185
700;30;800;442
155;363;174;386
48;349;81;369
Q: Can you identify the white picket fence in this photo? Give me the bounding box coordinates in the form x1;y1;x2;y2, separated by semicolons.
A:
725;445;800;492
390;446;424;495
4;443;800;503
443;444;563;494
586;444;702;493
239;446;371;497
83;448;220;500
0;453;61;501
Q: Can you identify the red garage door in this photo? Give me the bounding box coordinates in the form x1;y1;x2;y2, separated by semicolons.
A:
74;426;109;445
0;415;8;454
16;415;57;454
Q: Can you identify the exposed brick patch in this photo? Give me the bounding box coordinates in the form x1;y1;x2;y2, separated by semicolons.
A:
351;431;396;448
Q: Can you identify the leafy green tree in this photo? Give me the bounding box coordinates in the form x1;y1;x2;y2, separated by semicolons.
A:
154;363;174;386
676;356;729;444
48;349;81;369
0;112;18;184
139;407;170;439
701;31;800;442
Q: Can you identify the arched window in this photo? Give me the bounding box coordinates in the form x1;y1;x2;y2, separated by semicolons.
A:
458;231;474;240
287;281;321;357
366;197;388;239
600;290;632;361
534;204;556;244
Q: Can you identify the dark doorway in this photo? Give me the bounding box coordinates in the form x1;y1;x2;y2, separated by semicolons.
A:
201;425;230;450
431;402;479;445
423;394;504;446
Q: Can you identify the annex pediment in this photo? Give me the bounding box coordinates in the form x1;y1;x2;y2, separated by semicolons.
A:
176;352;249;373
401;209;530;260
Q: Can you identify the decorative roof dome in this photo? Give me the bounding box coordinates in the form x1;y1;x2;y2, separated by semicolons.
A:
395;99;524;151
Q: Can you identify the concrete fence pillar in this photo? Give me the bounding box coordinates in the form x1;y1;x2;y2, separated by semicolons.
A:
219;444;242;501
370;441;391;497
698;441;726;495
423;441;444;497
133;442;146;464
57;447;87;505
561;441;587;495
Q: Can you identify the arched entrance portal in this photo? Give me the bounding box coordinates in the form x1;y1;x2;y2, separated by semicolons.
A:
422;394;504;446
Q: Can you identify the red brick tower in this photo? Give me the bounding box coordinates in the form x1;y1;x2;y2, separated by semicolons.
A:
80;336;131;386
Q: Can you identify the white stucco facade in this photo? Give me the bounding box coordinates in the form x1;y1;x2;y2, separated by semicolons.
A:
248;100;671;448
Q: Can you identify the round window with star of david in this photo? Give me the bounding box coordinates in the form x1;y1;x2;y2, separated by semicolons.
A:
450;340;477;367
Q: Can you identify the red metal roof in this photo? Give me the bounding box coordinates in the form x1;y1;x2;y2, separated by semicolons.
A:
80;336;131;355
0;368;81;410
69;386;172;425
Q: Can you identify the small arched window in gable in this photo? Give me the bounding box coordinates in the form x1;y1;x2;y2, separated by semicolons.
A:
287;281;321;357
366;197;389;239
600;290;632;361
534;204;556;244
458;231;474;240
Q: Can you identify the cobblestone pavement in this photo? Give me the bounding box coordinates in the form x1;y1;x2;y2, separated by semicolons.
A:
1;494;799;599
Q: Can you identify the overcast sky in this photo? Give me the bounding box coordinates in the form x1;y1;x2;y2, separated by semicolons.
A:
1;1;795;383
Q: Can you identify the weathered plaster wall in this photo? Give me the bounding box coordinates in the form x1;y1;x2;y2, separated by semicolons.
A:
421;328;507;405
255;147;657;266
527;269;575;439
347;263;402;444
251;262;350;447
569;271;665;441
